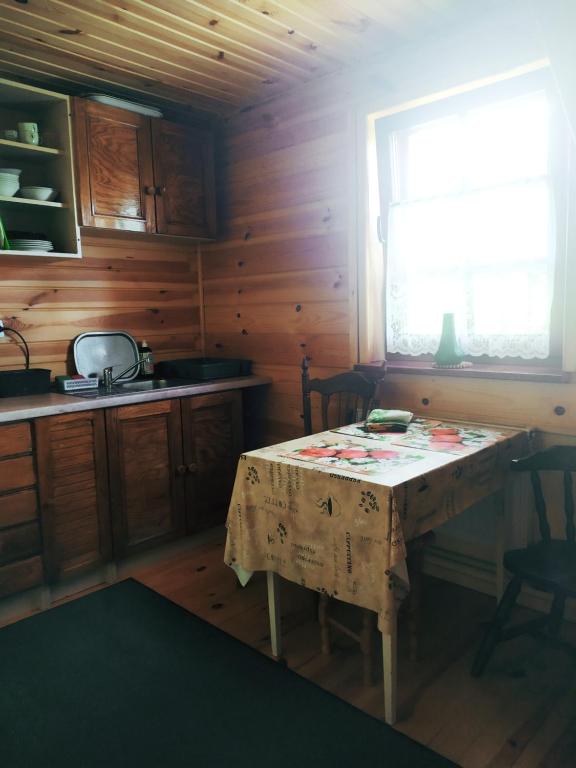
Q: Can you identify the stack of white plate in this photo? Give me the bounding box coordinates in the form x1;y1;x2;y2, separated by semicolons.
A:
0;169;21;197
10;238;54;252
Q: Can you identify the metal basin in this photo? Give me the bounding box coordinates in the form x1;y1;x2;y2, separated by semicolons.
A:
115;378;201;392
67;378;202;399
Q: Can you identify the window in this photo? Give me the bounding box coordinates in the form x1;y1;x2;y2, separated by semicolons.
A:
375;71;568;367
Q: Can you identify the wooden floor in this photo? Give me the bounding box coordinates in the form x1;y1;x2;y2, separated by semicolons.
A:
128;534;576;768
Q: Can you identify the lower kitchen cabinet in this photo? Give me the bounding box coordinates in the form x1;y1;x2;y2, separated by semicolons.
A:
182;390;243;533
32;389;245;583
36;411;112;582
107;390;244;552
106;399;186;557
0;421;43;597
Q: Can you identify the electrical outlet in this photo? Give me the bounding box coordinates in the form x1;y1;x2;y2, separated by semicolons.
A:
0;320;3;338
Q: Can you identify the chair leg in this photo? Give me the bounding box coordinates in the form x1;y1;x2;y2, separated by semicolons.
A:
318;593;331;655
548;593;566;637
360;609;375;686
471;576;522;677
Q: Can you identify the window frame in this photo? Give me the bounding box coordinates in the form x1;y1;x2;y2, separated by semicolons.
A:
373;68;571;372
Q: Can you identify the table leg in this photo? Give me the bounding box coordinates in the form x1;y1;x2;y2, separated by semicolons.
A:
267;571;282;658
381;614;398;725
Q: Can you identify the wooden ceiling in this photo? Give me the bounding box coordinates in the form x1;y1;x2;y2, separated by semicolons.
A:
0;0;499;117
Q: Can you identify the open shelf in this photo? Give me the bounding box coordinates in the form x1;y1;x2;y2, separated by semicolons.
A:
0;138;62;160
0;195;66;208
0;249;81;259
0;77;81;259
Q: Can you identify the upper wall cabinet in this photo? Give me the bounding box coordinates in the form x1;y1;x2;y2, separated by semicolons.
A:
73;99;217;240
151;120;216;238
73;99;155;233
0;77;81;259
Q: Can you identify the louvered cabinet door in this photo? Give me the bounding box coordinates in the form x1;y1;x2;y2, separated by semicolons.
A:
0;421;43;597
181;391;243;533
36;411;112;583
106;400;186;558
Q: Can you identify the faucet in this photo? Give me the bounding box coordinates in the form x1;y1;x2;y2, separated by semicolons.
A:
102;360;142;389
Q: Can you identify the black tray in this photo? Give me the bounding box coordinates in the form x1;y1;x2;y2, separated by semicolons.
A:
155;357;252;381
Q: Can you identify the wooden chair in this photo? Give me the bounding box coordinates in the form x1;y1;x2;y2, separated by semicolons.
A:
301;358;377;685
301;358;429;684
301;356;376;437
471;446;576;677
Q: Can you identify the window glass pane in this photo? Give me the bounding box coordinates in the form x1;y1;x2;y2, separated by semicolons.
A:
465;91;549;188
381;81;557;361
471;268;552;336
461;181;552;267
396;115;463;200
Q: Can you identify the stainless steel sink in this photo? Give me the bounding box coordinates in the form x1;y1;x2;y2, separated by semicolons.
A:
116;378;200;392
67;378;202;399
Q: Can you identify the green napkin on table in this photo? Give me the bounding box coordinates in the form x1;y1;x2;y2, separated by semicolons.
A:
364;409;413;432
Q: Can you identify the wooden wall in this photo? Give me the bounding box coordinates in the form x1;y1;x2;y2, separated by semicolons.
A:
201;84;357;444
0;233;202;378
199;22;576;598
200;17;576;448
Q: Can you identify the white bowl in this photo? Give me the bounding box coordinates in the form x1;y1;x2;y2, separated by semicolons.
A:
0;168;21;175
0;181;19;196
18;186;56;201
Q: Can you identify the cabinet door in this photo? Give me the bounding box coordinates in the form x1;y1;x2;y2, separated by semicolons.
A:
181;391;243;532
36;411;112;582
0;421;43;597
151;119;216;239
73;98;156;232
106;400;185;557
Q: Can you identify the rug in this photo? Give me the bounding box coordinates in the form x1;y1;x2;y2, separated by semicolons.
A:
0;579;456;767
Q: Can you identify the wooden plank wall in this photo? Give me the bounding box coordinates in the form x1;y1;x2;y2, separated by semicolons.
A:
0;233;202;378
201;86;356;444
201;62;576;450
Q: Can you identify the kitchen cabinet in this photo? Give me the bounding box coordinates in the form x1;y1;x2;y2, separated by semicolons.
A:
151;119;216;238
106;399;186;557
182;391;243;533
0;421;43;597
27;388;245;584
106;390;243;554
35;410;112;582
73;98;216;239
0;76;81;258
73;99;155;233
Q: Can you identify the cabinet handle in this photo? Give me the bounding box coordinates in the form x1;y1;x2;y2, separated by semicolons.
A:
144;185;156;195
176;464;187;475
156;185;167;196
187;462;198;474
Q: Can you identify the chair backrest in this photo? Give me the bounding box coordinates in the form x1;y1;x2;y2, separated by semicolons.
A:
512;446;576;543
301;357;376;436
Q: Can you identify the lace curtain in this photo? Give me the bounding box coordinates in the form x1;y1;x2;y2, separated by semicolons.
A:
385;89;556;359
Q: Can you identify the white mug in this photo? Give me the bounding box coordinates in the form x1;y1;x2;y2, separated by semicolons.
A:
17;122;39;145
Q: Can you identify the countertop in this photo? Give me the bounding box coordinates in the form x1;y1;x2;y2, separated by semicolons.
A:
0;375;272;424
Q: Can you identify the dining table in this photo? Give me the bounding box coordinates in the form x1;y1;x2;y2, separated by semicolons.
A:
224;416;531;724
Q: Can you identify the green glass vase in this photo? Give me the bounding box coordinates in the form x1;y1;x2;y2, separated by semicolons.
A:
0;215;9;250
434;312;464;367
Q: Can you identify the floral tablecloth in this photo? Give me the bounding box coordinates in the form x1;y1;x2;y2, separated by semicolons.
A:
225;418;530;633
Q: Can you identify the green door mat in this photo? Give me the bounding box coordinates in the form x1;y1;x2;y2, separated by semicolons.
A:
0;579;456;767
